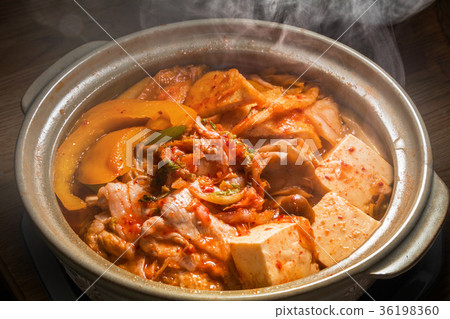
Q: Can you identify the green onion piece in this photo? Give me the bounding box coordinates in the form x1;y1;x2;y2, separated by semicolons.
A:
200;118;217;130
208;120;217;130
212;186;242;196
139;194;158;202
144;125;187;146
160;125;187;139
164;159;180;171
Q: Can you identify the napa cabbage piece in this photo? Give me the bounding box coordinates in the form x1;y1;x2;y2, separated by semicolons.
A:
54;99;197;211
231;87;319;136
184;69;266;117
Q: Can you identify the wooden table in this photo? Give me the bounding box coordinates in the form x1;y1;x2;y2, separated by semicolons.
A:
0;1;448;300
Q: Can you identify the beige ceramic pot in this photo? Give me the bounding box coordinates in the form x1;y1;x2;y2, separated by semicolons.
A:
16;19;449;300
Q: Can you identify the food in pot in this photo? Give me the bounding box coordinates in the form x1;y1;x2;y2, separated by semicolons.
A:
54;65;393;290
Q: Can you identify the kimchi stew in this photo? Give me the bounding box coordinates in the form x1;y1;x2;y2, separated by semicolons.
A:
54;65;393;290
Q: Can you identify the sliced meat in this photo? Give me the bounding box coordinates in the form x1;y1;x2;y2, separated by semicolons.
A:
160;269;224;290
84;212;136;261
304;97;344;146
84;218;108;258
139;189;240;287
120;254;146;278
97;231;136;260
140;216;191;260
138;65;207;103
97;181;149;241
160;188;238;261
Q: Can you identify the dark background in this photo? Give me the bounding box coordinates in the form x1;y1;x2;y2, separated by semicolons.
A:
0;0;449;300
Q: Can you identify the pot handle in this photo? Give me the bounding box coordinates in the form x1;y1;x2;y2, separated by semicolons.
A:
366;172;449;279
21;41;108;114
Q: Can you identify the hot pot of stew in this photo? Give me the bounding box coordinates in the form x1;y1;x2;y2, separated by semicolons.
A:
15;19;449;300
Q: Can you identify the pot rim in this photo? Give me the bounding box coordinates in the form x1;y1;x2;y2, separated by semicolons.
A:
15;18;433;300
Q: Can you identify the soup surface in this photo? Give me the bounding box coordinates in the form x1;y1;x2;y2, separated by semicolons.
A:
55;65;393;290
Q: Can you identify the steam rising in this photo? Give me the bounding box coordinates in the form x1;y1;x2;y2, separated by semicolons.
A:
29;0;434;86
139;0;434;86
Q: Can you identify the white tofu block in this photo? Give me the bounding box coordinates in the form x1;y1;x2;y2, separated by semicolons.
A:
315;134;393;212
230;223;319;288
312;192;380;267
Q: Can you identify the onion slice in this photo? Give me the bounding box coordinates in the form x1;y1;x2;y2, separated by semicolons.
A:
189;181;245;205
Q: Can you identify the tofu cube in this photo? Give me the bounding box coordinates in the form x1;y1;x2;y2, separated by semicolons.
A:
312;192;380;267
230;223;319;288
315;134;393;212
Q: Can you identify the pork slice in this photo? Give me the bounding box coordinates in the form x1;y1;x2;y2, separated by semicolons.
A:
160;269;223;290
160;188;238;262
84;218;108;258
140;216;190;261
97;231;136;260
304;97;344;146
97;181;148;241
138;65;207;103
84;213;136;261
